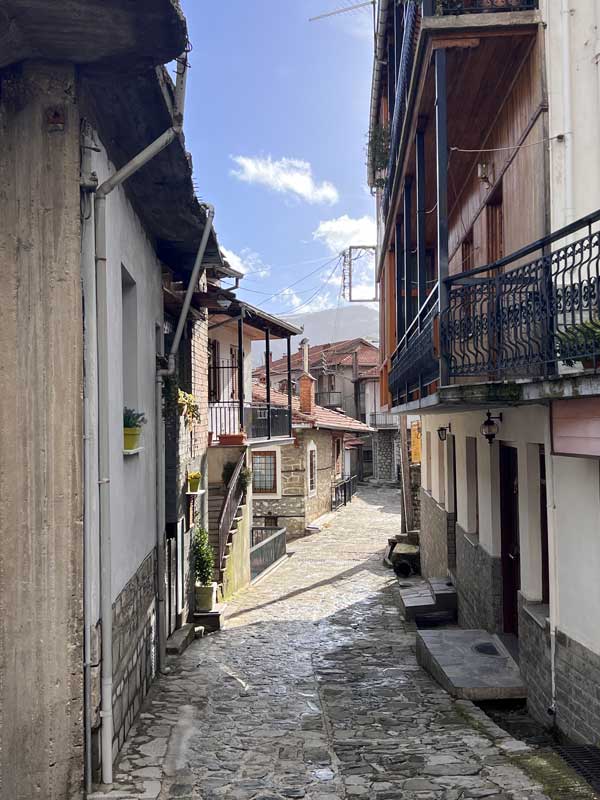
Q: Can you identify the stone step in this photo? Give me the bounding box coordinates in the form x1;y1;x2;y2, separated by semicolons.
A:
428;577;458;614
165;623;196;656
398;582;436;620
193;603;226;633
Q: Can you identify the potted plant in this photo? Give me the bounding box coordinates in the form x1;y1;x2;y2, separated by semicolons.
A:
187;470;202;493
123;407;147;450
219;432;246;446
556;322;600;369
192;523;216;612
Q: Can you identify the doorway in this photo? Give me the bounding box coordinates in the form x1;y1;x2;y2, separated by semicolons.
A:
500;444;520;634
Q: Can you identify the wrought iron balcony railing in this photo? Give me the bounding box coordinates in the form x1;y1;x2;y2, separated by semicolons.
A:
441;211;600;380
390;285;440;405
315;391;343;408
438;0;537;13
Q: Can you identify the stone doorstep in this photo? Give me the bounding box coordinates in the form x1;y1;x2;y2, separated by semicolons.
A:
416;628;527;701
165;623;196;656
193;603;227;633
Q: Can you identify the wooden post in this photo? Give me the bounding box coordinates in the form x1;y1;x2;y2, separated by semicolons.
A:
237;311;245;431
265;328;271;439
395;223;404;343
286;335;293;437
435;48;449;384
404;178;413;333
416;127;427;329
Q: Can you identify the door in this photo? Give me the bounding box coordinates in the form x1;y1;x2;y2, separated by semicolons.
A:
500;444;520;634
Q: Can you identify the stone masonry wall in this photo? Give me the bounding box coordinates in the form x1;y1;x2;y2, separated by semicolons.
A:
111;550;156;760
253;436;307;539
455;524;503;632
374;429;397;482
518;597;553;730
305;429;338;527
555;629;600;745
419;489;455;578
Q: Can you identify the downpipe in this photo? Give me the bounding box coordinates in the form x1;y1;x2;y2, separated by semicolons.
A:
544;409;559;720
561;0;574;225
155;205;214;674
90;50;189;787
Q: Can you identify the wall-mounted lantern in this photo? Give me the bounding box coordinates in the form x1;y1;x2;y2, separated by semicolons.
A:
481;411;503;445
437;423;451;442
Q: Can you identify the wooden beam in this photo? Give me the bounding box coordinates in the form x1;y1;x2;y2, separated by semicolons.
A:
416;129;427;327
395;220;404;342
435;47;449;384
403;178;413;331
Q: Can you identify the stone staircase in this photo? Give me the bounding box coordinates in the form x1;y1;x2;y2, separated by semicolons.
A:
207;483;245;601
398;577;457;621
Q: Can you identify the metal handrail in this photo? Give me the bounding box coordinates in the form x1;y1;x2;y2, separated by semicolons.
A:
217;451;246;575
392;282;439;365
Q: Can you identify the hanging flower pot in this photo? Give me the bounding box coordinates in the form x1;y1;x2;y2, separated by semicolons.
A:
123;407;147;451
188;471;202;493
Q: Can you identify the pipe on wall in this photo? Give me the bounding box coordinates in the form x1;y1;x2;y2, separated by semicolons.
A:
561;0;575;225
88;50;190;787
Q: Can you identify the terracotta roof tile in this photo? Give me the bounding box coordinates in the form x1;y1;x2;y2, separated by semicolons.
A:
254;338;379;377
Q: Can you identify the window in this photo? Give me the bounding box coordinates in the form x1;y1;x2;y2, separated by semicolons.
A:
308;443;317;496
486;183;504;266
252;451;277;494
208;339;220;402
462;232;475;272
334;437;342;477
121;266;138;408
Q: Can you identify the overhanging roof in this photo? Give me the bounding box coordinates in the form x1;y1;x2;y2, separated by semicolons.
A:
207;296;303;340
0;0;187;69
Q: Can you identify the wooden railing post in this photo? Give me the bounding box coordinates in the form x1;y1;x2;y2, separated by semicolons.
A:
435;47;449;385
237;310;245;431
286;334;293;437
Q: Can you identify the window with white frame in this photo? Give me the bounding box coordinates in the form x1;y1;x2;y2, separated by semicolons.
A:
308;442;317;496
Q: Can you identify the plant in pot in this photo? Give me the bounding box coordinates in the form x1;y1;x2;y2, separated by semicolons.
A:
192;523;216;612
123;407;147;451
556;321;600;369
187;470;202;493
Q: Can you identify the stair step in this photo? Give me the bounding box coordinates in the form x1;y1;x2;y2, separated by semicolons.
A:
398;582;436;620
429;577;458;613
165;623;196;656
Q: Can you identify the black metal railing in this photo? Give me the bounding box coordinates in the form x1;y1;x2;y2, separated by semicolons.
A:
250;527;287;580
315;391;343;408
209;401;290;440
331;476;358;511
441;211;600;380
383;0;420;220
217;451;245;577
437;0;537;14
390;285;440;405
369;412;401;428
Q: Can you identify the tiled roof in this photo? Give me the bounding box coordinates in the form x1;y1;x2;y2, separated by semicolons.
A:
254;338;379;377
357;364;381;379
252;383;373;434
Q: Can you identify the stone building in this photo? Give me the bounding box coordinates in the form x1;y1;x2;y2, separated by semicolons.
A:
0;1;232;795
251;377;373;538
369;0;600;745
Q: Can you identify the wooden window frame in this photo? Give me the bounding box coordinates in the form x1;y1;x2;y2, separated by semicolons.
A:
252;450;277;495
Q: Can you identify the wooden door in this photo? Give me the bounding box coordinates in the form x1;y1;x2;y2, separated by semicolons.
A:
500;444;520;634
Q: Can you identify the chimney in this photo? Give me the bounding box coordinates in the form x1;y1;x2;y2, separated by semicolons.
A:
299;337;310;374
299;372;316;415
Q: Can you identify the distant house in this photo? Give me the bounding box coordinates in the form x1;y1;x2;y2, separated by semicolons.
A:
251;376;372;539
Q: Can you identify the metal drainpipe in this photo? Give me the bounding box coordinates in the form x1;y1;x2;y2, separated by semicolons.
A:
561;0;575;225
92;51;189;787
155;205;215;675
544;409;559;717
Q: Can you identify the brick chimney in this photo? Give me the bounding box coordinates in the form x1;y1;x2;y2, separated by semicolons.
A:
299;372;316;415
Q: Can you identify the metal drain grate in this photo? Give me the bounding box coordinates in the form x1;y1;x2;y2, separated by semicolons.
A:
555;746;600;792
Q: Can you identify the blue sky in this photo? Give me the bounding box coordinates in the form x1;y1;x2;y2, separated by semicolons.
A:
180;0;376;316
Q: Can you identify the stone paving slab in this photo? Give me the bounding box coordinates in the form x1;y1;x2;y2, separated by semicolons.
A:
96;485;550;800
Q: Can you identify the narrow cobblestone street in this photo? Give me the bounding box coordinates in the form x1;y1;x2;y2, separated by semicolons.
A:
108;486;551;800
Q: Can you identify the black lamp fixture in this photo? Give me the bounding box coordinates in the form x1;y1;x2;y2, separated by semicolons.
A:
437;423;451;442
481;411;503;445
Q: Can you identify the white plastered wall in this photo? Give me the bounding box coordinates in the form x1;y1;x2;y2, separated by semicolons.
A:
85;135;164;609
208;321;253;401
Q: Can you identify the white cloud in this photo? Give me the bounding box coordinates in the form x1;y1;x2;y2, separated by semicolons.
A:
230;155;339;205
312;214;376;254
279;287;303;309
221;246;271;279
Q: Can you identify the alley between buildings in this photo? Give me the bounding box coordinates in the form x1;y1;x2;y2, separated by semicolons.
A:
104;485;552;800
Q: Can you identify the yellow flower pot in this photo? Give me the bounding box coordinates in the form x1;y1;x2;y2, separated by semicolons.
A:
123;427;142;451
188;475;201;493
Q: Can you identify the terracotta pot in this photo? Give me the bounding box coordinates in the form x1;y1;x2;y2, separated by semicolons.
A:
195;582;217;612
219;433;246;446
